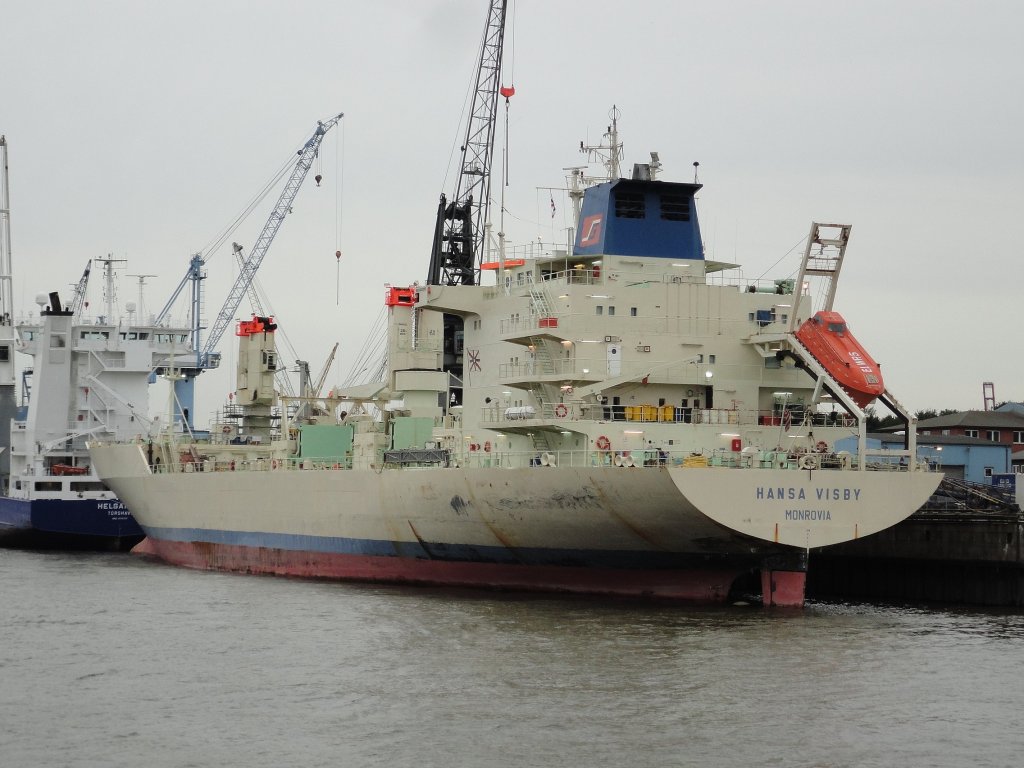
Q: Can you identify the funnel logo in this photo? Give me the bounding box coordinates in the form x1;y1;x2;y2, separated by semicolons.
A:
579;214;603;247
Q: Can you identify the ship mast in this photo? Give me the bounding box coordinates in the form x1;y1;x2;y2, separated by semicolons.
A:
0;137;13;323
0;138;18;491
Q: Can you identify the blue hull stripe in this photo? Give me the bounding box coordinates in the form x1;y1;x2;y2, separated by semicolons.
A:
144;525;759;570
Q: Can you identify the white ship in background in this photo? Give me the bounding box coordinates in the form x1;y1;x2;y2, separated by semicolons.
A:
0;255;193;548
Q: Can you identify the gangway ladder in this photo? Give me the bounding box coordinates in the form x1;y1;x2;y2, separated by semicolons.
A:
788;222;852;332
528;283;557;324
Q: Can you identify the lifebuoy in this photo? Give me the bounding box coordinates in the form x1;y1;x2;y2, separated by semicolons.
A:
565;386;574;395
799;454;818;470
555;403;568;418
221;425;231;434
815;440;828;453
596;435;611;451
483;441;492;453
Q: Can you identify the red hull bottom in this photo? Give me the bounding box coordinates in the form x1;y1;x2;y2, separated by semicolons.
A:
133;538;769;604
761;569;807;608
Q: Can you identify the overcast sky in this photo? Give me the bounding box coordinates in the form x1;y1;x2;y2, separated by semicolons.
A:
2;0;1022;420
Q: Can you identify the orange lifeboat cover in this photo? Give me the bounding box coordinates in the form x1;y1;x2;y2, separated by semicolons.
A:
794;311;884;408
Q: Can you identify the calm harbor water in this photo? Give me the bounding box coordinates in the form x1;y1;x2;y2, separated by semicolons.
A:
1;549;1022;768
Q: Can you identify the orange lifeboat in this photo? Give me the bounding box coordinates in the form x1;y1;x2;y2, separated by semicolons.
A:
51;464;88;476
794;311;884;408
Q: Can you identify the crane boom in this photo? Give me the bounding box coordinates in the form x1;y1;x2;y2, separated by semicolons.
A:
69;259;92;320
199;112;343;367
426;1;507;286
311;342;339;398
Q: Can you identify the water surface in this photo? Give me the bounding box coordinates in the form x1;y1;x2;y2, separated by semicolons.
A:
1;550;1022;767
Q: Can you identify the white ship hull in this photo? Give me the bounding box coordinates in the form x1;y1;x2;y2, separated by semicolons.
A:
89;442;940;605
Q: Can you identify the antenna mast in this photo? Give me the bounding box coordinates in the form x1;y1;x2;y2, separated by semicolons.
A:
0;136;12;321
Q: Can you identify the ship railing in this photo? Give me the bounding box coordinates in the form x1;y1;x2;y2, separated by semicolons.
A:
497;359;593;379
144;448;935;474
391;338;442;354
152;454;356;474
89;351;127;369
480;403;858;429
449;447;908;471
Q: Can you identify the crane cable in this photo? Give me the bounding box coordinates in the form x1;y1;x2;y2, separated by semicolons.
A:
335;119;346;305
198;152;295;264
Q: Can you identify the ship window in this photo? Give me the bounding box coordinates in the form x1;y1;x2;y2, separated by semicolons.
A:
608;306;615;316
709;354;716;363
630;307;637;316
0;345;8;361
262;351;277;370
984;466;994;477
596;306;603;315
660;194;690;221
50;333;67;349
34;481;62;492
71;482;107;492
942;429;951;436
614;191;645;219
965;429;979;438
987;430;1001;441
138;332;149;340
1014;431;1024;443
827;322;846;333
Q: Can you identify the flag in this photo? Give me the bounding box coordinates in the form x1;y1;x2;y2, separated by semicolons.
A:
550;196;556;219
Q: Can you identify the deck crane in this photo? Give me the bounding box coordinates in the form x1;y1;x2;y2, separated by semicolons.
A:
426;0;508;287
232;240;296;399
421;1;508;412
154;112;343;429
68;260;92;322
311;342;339;398
293;342;338;423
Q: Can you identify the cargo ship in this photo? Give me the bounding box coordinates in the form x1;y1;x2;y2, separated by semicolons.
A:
0;257;193;549
88;104;942;605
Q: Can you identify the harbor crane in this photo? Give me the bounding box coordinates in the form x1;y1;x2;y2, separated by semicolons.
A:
154;112;343;428
426;0;507;287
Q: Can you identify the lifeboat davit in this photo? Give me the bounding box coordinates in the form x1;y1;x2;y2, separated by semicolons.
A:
794;311;884;408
